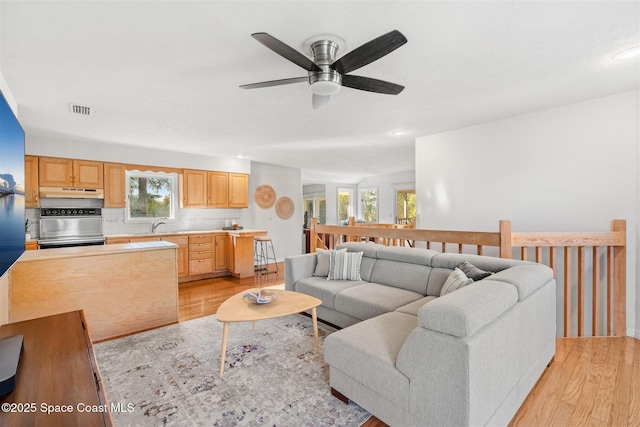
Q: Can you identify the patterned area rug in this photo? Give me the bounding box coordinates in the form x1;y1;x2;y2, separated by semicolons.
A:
94;314;371;426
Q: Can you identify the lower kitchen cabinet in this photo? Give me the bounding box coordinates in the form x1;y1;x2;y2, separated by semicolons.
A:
188;234;214;276
161;235;188;278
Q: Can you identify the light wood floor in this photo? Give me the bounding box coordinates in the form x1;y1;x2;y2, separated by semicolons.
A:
178;269;639;427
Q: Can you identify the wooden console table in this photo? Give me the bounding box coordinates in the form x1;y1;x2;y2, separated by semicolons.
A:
0;311;113;426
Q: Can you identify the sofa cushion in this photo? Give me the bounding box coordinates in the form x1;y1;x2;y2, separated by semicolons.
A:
489;264;554;301
440;268;474;296
324;312;418;409
313;248;346;277
426;267;454;296
394;296;437;316
335;283;423;321
328;250;364;281
458;261;493;281
294;277;364;310
419;280;518;338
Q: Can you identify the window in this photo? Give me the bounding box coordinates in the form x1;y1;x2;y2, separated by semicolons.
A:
126;170;178;221
396;189;416;224
360;187;378;223
337;187;354;224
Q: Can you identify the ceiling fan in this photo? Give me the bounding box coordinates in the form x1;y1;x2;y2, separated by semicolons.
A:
240;30;408;109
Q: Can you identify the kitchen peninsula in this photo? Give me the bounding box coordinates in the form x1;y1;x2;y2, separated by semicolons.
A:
6;241;178;341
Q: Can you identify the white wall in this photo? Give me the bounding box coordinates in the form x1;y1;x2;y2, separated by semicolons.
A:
26;132;251;174
245;162;303;261
415;90;639;338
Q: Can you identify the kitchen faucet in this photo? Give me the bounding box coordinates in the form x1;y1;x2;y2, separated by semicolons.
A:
151;220;166;233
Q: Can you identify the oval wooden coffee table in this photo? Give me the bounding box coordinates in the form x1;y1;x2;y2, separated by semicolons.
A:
216;288;322;377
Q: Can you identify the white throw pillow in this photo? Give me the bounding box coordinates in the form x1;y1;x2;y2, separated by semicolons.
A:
328;250;363;281
440;268;474;296
313;248;347;277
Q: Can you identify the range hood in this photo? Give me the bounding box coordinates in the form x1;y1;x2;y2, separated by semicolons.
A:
39;186;104;199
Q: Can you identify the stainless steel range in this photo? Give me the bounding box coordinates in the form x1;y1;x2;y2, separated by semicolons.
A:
39;207;105;248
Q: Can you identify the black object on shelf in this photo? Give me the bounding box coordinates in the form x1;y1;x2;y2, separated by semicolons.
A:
0;334;24;397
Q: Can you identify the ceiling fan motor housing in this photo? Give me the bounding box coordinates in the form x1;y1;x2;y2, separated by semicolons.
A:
309;40;341;95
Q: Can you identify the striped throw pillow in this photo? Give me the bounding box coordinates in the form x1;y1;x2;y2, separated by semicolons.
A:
328;250;363;281
440;268;474;296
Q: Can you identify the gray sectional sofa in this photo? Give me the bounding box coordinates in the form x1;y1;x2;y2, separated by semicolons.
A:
284;242;556;427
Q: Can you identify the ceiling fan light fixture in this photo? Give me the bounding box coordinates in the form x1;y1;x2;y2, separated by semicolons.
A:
310;80;341;96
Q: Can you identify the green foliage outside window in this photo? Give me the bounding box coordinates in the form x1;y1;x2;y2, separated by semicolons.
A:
127;172;176;220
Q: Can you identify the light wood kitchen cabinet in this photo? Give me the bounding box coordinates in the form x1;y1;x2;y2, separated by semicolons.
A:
39;157;103;188
182;169;248;209
24;155;39;207
229;173;249;208
182;169;207;208
214;234;231;271
104;162;126;208
161;235;188;278
207;171;229;208
188;234;214;275
106;237;131;244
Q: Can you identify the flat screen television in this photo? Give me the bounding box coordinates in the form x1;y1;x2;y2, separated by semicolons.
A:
0;90;25;278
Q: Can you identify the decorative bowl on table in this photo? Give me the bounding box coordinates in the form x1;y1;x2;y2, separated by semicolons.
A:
243;290;278;305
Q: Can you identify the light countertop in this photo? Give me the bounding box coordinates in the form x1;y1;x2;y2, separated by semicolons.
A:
106;229;268;239
18;241;178;262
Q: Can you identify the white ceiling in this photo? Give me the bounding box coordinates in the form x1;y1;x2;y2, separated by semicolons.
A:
1;1;638;184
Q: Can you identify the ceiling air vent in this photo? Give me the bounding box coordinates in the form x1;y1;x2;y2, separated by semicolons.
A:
69;103;92;116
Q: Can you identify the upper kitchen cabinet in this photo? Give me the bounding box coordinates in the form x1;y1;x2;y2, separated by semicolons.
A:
207;171;229;208
25;155;39;208
39;157;103;188
182;170;248;209
228;173;248;208
182;169;207;208
103;162;126;208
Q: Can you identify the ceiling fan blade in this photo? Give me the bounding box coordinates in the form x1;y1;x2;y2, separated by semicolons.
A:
312;94;331;109
331;30;407;75
240;76;308;89
252;33;322;72
341;75;404;95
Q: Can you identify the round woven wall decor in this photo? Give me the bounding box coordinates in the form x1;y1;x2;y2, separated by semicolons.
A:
276;196;295;220
254;185;276;209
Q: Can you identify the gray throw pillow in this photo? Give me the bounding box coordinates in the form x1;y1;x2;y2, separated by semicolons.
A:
313;248;346;277
440;268;474;296
458;261;493;281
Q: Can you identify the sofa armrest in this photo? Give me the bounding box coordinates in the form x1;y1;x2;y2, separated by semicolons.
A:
284;253;318;291
418;280;518;338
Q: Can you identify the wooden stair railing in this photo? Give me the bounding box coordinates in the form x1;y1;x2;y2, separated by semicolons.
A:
309;217;627;338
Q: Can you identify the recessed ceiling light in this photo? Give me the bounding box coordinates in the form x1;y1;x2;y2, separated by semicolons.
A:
612;46;640;61
391;130;404;136
236;154;247;159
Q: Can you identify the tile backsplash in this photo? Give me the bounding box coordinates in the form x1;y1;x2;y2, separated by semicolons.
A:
26;207;243;239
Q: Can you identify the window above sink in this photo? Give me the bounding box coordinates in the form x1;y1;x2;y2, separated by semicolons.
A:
126;170;178;222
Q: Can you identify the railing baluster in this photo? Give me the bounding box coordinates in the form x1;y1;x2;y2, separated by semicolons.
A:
607;246;613;336
564;246;571;337
578;246;584;337
592;247;598;336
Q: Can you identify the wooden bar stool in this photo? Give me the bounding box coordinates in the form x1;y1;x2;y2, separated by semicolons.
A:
254;236;278;274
